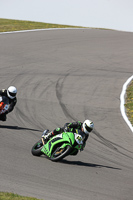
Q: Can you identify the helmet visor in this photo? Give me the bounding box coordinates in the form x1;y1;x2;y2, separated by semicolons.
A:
9;91;16;97
85;123;92;132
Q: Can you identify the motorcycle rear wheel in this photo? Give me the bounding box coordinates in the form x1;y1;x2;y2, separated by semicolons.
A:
50;145;72;162
31;139;43;156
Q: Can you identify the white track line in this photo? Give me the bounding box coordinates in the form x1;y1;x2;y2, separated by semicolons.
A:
120;75;133;132
1;29;133;132
0;28;87;35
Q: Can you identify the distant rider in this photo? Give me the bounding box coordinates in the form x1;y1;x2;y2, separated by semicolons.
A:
42;119;94;155
0;86;17;121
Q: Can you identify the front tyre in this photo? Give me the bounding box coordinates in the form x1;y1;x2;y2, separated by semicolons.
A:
50;145;72;162
31;139;43;156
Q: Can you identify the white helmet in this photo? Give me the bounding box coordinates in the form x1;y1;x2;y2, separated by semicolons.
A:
7;86;17;99
83;119;94;135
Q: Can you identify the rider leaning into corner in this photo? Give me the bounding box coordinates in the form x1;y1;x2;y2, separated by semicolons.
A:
0;86;17;121
42;119;94;155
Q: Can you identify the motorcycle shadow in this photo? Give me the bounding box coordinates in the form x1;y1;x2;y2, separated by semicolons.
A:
60;159;121;170
0;124;41;132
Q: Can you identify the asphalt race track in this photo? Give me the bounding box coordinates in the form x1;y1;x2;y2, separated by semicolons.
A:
0;29;133;200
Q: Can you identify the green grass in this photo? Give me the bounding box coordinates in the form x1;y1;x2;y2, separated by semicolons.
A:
125;80;133;126
0;18;85;32
0;192;43;200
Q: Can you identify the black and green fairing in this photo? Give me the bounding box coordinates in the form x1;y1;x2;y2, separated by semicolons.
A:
41;131;82;157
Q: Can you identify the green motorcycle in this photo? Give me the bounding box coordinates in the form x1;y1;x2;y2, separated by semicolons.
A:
31;130;84;162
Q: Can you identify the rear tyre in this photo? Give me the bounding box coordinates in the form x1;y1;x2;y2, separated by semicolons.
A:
31;139;43;156
50;145;72;162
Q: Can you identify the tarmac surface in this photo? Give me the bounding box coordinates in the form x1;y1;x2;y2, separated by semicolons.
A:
0;29;133;200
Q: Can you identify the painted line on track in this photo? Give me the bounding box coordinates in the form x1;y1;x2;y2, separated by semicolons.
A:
1;28;133;132
120;75;133;132
0;28;87;35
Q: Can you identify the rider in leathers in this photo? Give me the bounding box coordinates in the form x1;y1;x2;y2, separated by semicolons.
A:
0;86;17;121
42;119;94;155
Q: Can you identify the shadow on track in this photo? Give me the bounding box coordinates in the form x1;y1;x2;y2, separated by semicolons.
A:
60;160;121;170
0;125;41;132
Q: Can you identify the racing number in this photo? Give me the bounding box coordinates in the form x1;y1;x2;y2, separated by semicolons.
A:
76;135;82;143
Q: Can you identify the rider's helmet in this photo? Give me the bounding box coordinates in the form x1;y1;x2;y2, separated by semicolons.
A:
82;119;94;135
7;86;17;99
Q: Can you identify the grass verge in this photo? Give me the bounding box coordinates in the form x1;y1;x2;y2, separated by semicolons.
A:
0;192;43;200
125;80;133;126
0;18;85;32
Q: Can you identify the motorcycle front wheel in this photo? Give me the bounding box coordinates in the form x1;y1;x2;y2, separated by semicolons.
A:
50;145;72;162
31;139;43;156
